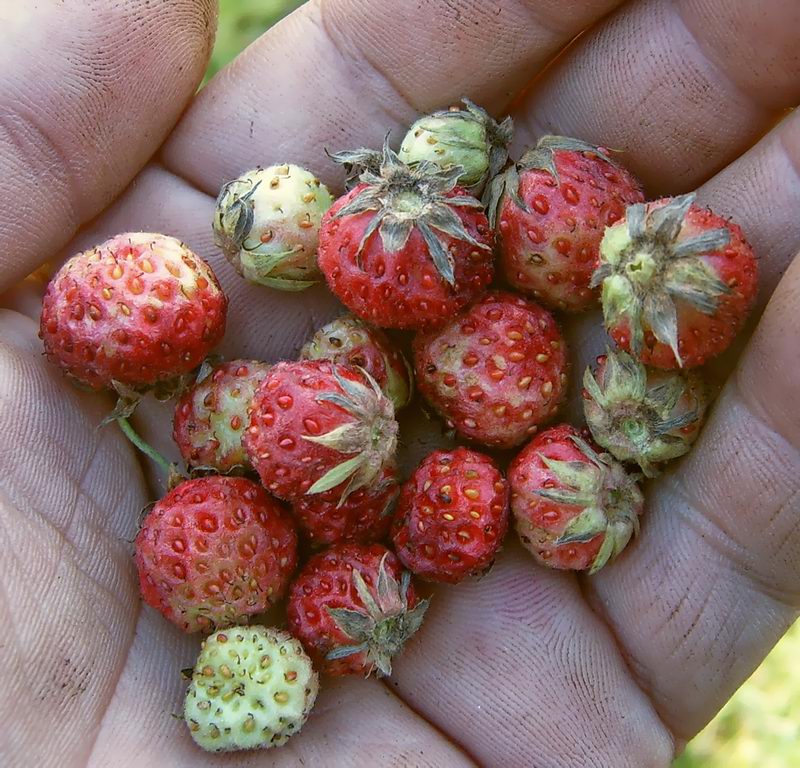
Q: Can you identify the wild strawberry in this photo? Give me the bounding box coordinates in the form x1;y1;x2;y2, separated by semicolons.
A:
509;424;644;573
318;139;495;330
244;361;398;503
583;348;708;477
292;465;399;548
184;625;318;752
300;315;413;410
486;136;644;312
173;360;271;473
213;164;334;291
286;543;428;677
593;192;758;368
40;232;227;391
413;291;568;449
135;476;297;633
399;98;513;196
391;447;509;583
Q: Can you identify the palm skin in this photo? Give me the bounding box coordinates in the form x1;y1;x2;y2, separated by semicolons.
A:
0;1;798;766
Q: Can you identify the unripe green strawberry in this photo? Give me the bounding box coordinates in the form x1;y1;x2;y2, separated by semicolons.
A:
583;348;708;477
213;164;334;291
184;625;318;752
300;315;413;410
399;99;513;195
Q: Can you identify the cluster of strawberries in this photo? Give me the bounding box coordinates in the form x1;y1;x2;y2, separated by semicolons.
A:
37;99;757;753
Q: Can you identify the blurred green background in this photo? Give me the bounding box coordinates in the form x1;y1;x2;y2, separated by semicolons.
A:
208;3;800;766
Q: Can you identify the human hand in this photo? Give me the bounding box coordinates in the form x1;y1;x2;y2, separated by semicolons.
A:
1;1;798;765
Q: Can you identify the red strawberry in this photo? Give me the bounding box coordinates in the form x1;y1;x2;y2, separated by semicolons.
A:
292;465;399;548
135;476;297;633
40;232;227;391
173;360;271;473
286;543;428;676
318;140;495;330
593;193;758;368
486;136;644;312
244;361;398;503
413;291;568;449
391;447;509;583
583;348;707;477
509;424;643;573
300;315;413;410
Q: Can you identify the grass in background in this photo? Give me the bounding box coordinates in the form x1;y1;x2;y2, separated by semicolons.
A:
209;3;800;765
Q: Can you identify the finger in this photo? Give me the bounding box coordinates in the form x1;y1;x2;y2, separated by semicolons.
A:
0;311;146;766
0;0;216;291
513;0;800;192
161;0;628;194
390;544;674;767
89;609;473;767
589;250;800;742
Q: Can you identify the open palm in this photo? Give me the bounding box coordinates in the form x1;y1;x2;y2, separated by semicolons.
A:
1;1;798;766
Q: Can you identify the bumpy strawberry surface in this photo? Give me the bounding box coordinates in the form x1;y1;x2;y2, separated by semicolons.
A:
509;424;643;573
135;476;297;633
286;543;428;676
318;143;494;330
292;465;399;548
184;625;318;752
173;360;271;473
595;193;758;368
300;315;413;410
414;291;568;448
583;348;707;476
40;232;227;390
244;361;398;503
490;137;644;312
392;447;509;583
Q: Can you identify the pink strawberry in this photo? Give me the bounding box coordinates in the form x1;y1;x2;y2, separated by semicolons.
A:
509;424;643;573
40;232;227;391
135;476;297;633
413;291;568;448
391;447;509;583
486;136;644;312
593;193;758;368
244;361;398;503
286;543;428;676
300;315;413;410
583;348;708;476
173;360;270;473
318;139;495;330
292;465;399;548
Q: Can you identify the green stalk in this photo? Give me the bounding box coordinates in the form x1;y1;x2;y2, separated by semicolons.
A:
116;417;174;476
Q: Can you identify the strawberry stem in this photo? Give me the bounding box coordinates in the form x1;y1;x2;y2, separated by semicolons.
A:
116;416;175;477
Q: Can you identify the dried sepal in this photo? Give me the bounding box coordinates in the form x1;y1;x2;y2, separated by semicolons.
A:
594;192;734;367
333;137;491;287
583;348;708;477
324;554;430;677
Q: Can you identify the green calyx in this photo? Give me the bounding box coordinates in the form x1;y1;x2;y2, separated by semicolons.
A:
325;554;429;677
398;98;513;195
327;147;383;192
332;137;491;287
582;348;708;477
592;192;732;366
212;165;333;290
485;134;620;227
536;435;643;574
302;366;399;504
300;315;412;410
